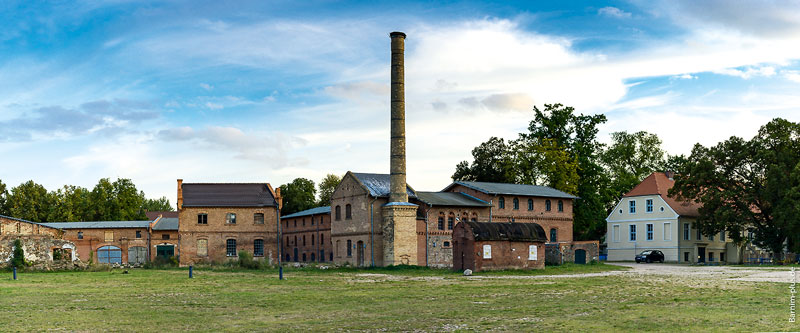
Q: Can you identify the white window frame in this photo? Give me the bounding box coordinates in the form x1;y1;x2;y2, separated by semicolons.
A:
482;244;492;259
646;223;654;241
528;245;538;261
613;224;620;243
629;224;637;241
629;200;636;214
663;222;671;241
720;231;726;242
646;199;653;213
683;223;690;240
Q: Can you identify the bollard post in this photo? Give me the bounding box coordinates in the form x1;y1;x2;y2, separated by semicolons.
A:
279;265;283;280
189;265;193;278
13;266;17;280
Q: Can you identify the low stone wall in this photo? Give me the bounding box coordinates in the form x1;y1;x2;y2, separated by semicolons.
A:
0;235;78;266
545;241;600;265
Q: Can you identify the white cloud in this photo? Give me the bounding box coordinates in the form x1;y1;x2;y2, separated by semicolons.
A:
598;7;632;19
783;70;800;83
713;66;776;79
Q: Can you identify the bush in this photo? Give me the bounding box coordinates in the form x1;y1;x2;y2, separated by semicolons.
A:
11;239;26;268
237;251;262;270
143;256;178;269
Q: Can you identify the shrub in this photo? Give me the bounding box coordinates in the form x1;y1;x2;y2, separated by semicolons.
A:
237;250;261;269
11;239;26;268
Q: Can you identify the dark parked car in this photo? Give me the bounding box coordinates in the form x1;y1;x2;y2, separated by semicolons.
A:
635;250;664;263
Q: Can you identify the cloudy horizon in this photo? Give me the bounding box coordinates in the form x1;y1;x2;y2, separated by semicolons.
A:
2;0;800;203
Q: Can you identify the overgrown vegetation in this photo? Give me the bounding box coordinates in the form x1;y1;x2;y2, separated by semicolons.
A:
11;239;26;268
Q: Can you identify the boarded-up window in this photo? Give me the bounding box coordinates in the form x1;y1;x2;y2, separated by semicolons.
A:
197;239;208;256
529;245;538;261
482;244;491;259
104;231;113;242
254;213;264;224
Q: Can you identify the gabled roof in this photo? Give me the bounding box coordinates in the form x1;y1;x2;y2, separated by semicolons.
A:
40;220;152;229
624;172;700;217
281;206;331;219
444;181;577;199
350;172;416;198
415;192;492;207
152;217;179;231
462;221;547;242
182;183;277;207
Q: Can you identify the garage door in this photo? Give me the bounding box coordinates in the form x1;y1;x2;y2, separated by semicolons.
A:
98;245;122;264
128;246;147;264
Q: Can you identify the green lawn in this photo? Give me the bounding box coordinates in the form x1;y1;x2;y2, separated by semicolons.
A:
0;263;794;331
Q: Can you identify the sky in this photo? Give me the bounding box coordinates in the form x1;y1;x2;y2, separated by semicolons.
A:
2;0;800;204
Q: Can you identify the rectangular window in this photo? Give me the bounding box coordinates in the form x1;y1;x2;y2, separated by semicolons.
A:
136;230;142;239
197;239;208;256
447;216;454;230
226;239;237;257
697;228;701;241
646;224;653;241
708;252;714;262
629;225;636;241
254;239;264;257
311;216;315;225
684;223;690;240
482;244;492;259
78;231;84;240
646;199;653;213
528;245;538;261
720;231;726;241
684;252;689;262
629;200;636;214
162;234;170;240
104;231;113;242
346;240;352;257
613;225;620;242
438;217;444;230
254;213;264;224
197;213;208;225
663;223;671;241
720;252;726;262
226;213;237;224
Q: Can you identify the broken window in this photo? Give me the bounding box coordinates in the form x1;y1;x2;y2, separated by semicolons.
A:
136;230;142;239
254;239;264;257
226;213;236;224
226;239;237;257
254;213;264;224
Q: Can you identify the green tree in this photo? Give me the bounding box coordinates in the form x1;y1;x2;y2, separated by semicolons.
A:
47;185;91;222
452;137;516;183
89;178;147;221
670;118;800;255
142;196;174;213
512;137;579;194
0;179;8;215
7;180;51;222
317;174;342;206
280;178;317;215
601;131;668;205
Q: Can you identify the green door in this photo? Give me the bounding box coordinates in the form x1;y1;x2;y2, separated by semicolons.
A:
575;249;587;264
156;245;174;259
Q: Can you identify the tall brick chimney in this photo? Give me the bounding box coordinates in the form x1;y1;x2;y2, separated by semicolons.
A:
177;179;183;211
389;31;408;203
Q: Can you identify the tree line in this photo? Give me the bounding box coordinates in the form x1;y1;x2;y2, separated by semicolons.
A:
0;178;173;222
279;174;342;215
454;103;799;255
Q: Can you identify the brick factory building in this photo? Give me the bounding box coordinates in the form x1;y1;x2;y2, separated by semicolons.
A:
177;180;281;266
280;206;332;263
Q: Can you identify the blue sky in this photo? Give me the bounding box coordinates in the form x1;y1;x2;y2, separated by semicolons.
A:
2;0;800;202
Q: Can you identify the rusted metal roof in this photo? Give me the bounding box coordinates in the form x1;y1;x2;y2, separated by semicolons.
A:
463;221;546;242
182;183;277;207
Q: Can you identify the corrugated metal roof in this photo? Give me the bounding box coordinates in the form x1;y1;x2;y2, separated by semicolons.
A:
152;217;179;231
281;206;331;219
415;192;491;207
351;173;416;198
463;221;547;242
40;221;152;229
448;181;577;199
182;183;277;207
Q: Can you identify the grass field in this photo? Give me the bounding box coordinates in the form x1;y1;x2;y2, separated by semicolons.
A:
0;263;794;331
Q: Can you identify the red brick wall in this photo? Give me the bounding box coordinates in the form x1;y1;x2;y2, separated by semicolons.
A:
281;212;332;263
60;228;149;263
330;174;386;267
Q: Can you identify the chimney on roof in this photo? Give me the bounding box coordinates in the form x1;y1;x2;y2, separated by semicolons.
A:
275;187;283;210
665;171;675;180
389;31;408;203
177;179;183;211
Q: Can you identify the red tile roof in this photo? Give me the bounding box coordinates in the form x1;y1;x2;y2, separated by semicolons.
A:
624;172;701;217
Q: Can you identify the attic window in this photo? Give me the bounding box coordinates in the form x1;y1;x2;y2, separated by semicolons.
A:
660;207;665;212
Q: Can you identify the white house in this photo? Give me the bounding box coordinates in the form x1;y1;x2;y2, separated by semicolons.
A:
605;172;743;263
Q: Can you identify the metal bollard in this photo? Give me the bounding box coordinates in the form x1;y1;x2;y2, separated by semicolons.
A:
189;265;193;278
279;266;283;280
13;266;16;280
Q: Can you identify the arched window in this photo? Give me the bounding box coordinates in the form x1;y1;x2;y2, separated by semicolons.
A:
462;212;469;224
447;213;455;230
550;228;557;242
558;200;564;212
345;204;352;219
97;245;122;264
438;213;445;230
254;239;264;257
294;236;297;246
286;253;291;261
499;197;505;209
311;253;316;261
335;205;341;220
285;236;289;246
546;200;552;211
312;234;315;245
302;253;307;262
346;240;352;257
471;212;478;222
226;239;237;257
513;198;519;210
303;235;306;246
320;234;324;245
528;199;533;211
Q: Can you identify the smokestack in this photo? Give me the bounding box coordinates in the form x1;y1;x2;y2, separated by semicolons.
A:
177;179;183;210
389;31;408;203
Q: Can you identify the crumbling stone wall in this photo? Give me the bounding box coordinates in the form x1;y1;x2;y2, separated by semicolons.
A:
0;235;79;266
